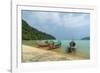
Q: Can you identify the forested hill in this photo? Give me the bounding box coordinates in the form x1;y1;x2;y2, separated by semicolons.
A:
81;37;90;40
22;20;56;40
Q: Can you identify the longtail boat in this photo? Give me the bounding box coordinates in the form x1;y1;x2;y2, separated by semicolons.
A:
37;40;61;49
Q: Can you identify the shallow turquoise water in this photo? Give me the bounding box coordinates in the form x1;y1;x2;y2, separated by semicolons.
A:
23;40;90;58
60;40;90;58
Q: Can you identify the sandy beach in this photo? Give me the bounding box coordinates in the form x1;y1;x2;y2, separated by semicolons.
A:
22;45;86;62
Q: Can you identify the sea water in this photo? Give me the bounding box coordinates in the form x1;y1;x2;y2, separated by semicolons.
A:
23;40;90;58
60;40;90;58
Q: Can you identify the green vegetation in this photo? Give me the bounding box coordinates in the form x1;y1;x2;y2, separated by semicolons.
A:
81;36;90;40
22;20;56;40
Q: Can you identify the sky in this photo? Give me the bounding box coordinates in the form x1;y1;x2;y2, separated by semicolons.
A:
22;10;90;40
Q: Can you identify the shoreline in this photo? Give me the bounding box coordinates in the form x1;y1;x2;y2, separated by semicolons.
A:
22;45;89;62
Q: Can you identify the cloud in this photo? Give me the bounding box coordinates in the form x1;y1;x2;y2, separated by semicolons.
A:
22;11;90;40
31;12;62;26
30;12;90;28
60;13;90;28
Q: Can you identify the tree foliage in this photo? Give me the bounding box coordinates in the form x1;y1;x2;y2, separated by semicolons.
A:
22;20;56;40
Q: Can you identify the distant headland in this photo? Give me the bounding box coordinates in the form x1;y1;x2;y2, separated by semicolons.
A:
81;36;90;40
